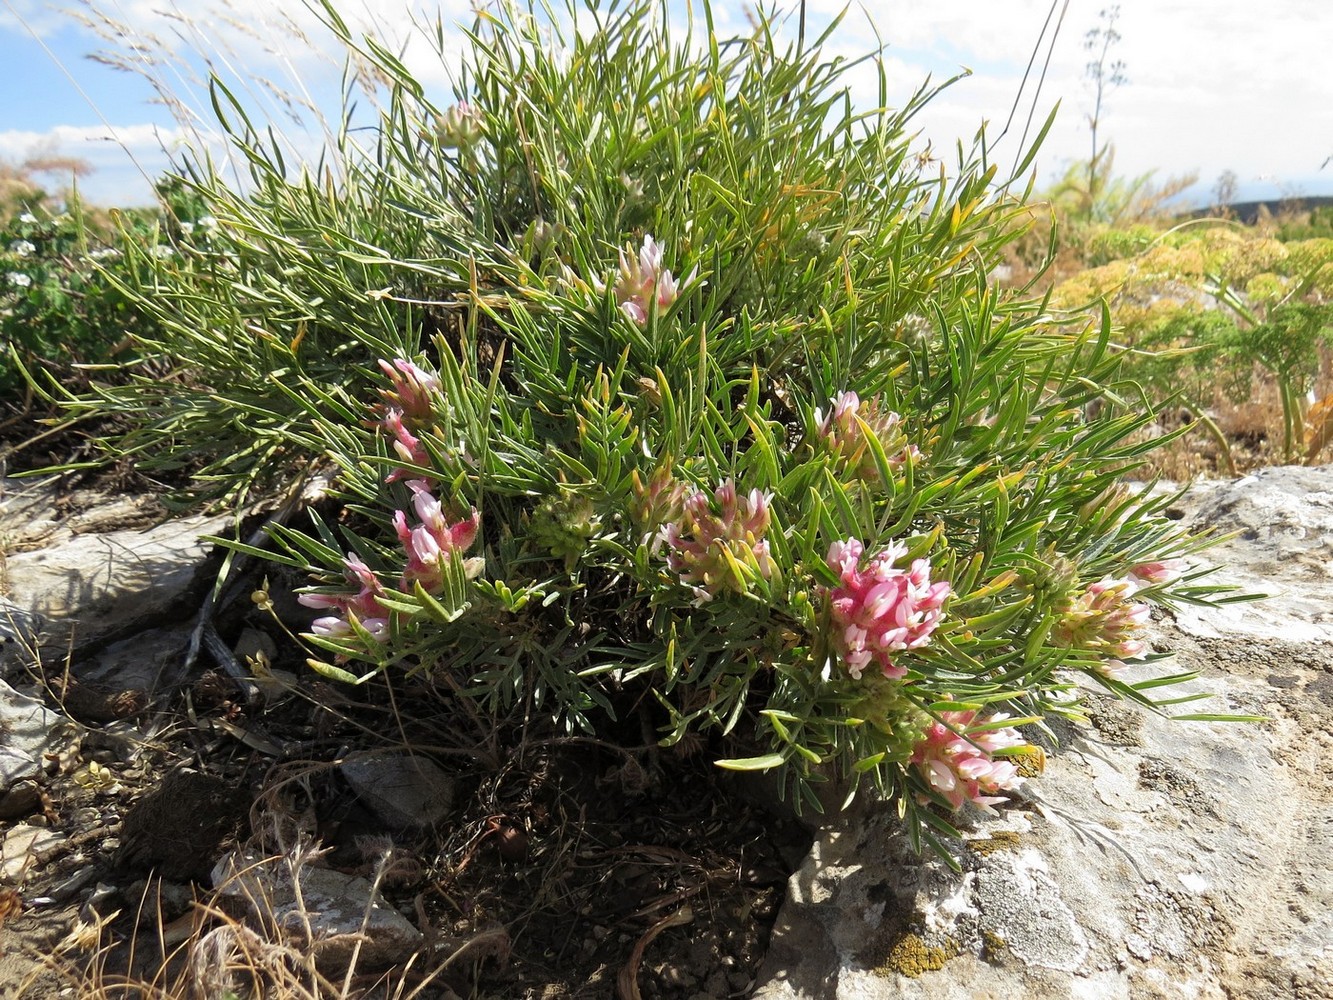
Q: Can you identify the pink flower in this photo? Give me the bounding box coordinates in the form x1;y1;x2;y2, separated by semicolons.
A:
613;235;681;326
393;480;481;593
663;479;775;601
383;409;431;481
1052;576;1150;660
824;539;950;680
310;614;389;643
377;357;440;424
299;553;392;642
910;710;1026;814
813;391;920;484
1129;559;1186;586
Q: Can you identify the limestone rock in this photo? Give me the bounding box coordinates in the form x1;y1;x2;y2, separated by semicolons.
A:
1;824;65;883
65;625;195;717
212;850;423;971
0;476;228;661
0;601;44;674
0;677;70;796
1164;465;1333;644
754;466;1333;1000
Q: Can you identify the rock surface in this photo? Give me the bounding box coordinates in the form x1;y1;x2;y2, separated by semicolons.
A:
341;754;455;829
0;677;71;801
0;824;66;883
754;465;1333;1000
212;850;423;971
0;476;227;664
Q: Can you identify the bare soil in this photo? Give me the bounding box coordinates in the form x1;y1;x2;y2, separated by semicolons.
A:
0;500;810;998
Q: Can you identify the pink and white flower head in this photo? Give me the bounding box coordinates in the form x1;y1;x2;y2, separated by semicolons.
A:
438;101;483;149
824;539;951;680
631;464;689;550
910;710;1026;814
393;480;482;593
663;478;776;601
1053;576;1151;660
613;234;681;326
813;391;920;484
310;614;389;643
1128;559;1186;586
378;357;441;424
299;553;392;642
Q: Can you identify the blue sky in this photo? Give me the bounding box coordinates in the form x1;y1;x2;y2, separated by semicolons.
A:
2;1;1331;209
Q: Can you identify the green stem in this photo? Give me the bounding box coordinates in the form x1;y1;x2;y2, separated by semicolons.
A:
1184;402;1236;476
1278;378;1302;464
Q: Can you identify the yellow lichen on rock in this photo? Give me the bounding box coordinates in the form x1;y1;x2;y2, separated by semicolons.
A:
967;829;1023;857
876;933;959;978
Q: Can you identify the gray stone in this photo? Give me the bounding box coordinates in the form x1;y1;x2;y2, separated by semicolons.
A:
1;824;65;882
0;677;69;794
212;850;422;970
0;601;44;675
753;466;1333;999
0;778;41;820
74;624;193;695
341;754;455;829
0;476;228;660
1162;465;1333;645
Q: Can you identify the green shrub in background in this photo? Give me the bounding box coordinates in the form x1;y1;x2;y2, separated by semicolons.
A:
63;0;1251;856
2;205;118;403
1050;223;1333;467
0;194;183;409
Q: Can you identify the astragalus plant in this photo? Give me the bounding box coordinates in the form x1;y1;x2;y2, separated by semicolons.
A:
72;0;1247;855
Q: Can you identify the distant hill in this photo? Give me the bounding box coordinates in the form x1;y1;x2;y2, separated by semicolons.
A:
1180;195;1333;225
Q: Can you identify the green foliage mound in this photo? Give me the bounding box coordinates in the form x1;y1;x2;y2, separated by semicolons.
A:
67;0;1246;854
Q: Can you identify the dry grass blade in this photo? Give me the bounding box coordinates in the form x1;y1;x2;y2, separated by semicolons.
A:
1303;390;1333;463
615;906;694;1000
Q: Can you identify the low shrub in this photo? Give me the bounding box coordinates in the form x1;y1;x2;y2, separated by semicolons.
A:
68;0;1248;856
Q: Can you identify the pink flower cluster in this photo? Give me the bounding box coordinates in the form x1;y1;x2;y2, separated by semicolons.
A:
1052;576;1150;660
378;358;441;483
299;554;392;642
910;710;1026;814
393;479;483;593
300;482;481;645
814;391;920;484
379;357;440;422
664;479;775;601
299;361;480;646
825;539;951;680
612;235;680;326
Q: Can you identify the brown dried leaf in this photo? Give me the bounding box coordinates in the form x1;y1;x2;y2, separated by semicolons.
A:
0;887;22;929
1304;391;1333;464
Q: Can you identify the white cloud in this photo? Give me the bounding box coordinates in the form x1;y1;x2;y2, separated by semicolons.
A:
808;0;1333;196
0;123;187;205
8;1;1332;206
0;0;68;38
